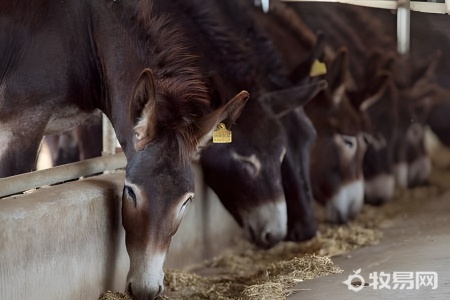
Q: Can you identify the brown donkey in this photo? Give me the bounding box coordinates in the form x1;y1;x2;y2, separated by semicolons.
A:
0;1;248;299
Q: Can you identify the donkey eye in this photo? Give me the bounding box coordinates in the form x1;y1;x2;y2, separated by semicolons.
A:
231;150;261;178
342;136;355;148
182;196;192;210
179;195;193;217
241;160;258;176
363;133;371;145
124;185;137;207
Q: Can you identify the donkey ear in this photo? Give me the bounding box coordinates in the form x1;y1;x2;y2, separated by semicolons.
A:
288;31;326;84
129;69;158;150
129;68;157;124
194;90;249;148
207;71;229;107
260;79;327;118
359;72;393;112
327;48;349;105
425;51;441;79
364;50;394;81
414;50;441;85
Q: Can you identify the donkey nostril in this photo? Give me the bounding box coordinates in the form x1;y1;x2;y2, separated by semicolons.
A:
263;231;273;244
148;285;163;300
127;282;133;297
335;210;347;224
261;230;281;248
157;285;163;296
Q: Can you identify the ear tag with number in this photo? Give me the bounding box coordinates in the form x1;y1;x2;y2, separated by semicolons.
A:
310;59;327;77
213;123;232;143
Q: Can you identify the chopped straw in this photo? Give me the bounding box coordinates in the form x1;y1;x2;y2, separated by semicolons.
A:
98;291;132;300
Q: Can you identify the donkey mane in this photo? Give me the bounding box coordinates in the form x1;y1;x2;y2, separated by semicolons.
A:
175;0;262;93
175;0;290;96
112;0;212;162
221;0;289;85
267;1;317;54
320;5;393;62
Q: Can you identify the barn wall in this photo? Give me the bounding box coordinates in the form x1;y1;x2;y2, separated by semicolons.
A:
0;164;240;299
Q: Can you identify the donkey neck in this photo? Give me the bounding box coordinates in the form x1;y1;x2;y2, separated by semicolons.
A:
93;0;210;156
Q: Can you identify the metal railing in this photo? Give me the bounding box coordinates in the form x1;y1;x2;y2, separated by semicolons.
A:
0;152;126;199
0;113;124;199
281;0;450;14
277;0;450;55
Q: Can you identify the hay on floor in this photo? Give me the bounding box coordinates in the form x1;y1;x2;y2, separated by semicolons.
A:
98;291;132;300
99;166;448;300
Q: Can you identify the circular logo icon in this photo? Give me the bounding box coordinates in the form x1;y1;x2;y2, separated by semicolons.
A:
342;269;365;292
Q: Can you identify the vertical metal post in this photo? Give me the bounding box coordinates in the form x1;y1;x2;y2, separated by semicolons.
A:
262;0;270;12
397;0;411;54
254;0;270;13
102;113;117;156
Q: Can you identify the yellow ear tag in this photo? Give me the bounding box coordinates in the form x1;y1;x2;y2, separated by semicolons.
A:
310;59;327;77
213;123;232;143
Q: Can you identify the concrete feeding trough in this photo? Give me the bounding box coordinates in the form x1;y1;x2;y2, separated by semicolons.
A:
0;161;241;300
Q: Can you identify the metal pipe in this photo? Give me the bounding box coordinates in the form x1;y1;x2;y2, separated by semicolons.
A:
397;0;411;54
282;0;449;14
262;0;270;12
0;152;127;199
281;0;398;9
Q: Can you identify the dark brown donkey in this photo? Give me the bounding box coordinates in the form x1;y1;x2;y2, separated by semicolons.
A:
289;2;440;196
0;1;248;299
304;50;369;223
158;0;326;247
389;53;441;188
347;52;399;205
249;1;374;223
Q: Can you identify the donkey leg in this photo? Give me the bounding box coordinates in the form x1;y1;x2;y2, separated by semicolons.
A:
53;130;80;166
76;113;103;160
0;120;47;177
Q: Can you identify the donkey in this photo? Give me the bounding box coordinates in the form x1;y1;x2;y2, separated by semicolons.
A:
303;50;370;223
408;11;450;149
427;95;450;148
389;53;441;188
44;111;103;166
368;50;440;189
248;0;375;223
0;1;248;299
158;0;326;247
347;52;400;205
289;2;441;196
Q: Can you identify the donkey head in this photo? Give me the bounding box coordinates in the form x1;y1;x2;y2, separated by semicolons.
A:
390;53;440;188
122;69;248;299
201;79;325;249
306;48;369;223
349;61;399;205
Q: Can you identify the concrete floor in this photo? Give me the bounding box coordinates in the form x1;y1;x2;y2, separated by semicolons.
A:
289;190;450;300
